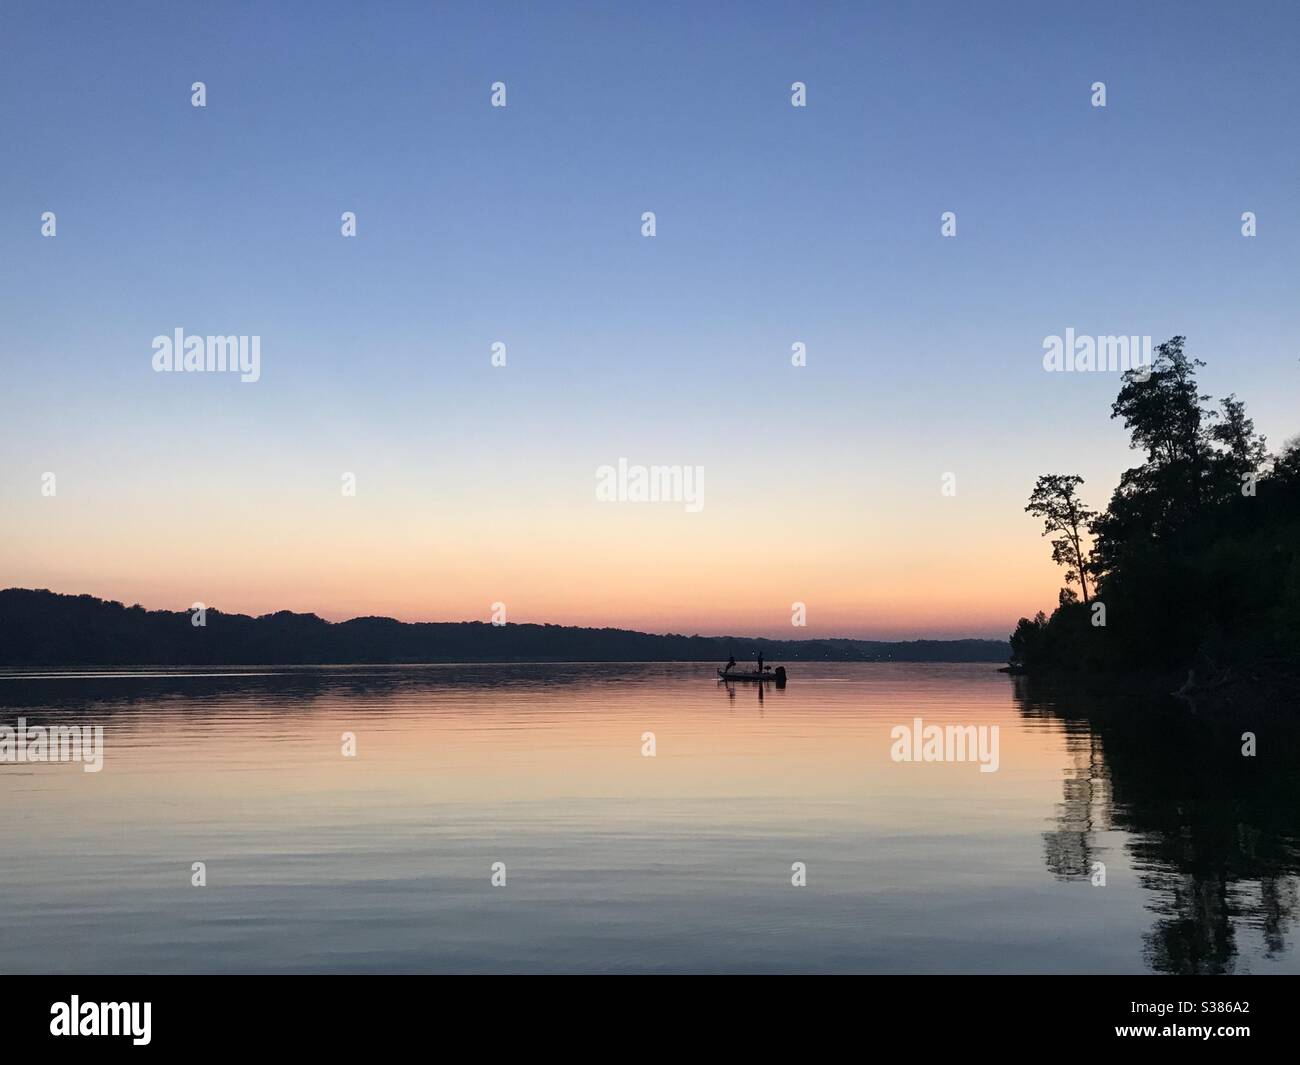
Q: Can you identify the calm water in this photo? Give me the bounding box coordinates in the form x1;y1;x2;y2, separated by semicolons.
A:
1;662;1296;974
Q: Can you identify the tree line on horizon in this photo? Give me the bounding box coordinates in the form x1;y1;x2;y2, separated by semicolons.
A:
0;588;1009;666
1012;336;1300;693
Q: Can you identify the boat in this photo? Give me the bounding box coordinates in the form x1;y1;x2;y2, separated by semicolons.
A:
718;666;787;684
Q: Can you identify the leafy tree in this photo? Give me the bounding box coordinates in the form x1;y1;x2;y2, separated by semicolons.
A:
1012;336;1299;692
1026;474;1095;602
1212;393;1268;469
1211;393;1269;494
1110;337;1211;474
1009;612;1048;666
1274;437;1300;487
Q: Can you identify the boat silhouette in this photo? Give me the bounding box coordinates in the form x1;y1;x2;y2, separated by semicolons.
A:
718;666;786;685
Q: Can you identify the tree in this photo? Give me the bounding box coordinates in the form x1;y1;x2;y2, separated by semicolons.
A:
1009;612;1049;666
1012;336;1300;687
1273;437;1300;487
1111;337;1211;469
1211;393;1269;488
1026;474;1096;603
1109;336;1216;523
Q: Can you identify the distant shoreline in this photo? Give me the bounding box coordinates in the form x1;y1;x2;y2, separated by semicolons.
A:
0;661;1004;680
0;588;1009;668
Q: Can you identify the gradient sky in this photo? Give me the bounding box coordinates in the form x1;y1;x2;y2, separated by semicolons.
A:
1;1;1297;639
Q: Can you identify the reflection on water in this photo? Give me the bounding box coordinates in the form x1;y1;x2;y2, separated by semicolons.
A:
1016;676;1300;974
1;663;1296;974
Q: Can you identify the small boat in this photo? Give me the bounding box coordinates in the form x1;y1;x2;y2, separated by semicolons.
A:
718;666;787;684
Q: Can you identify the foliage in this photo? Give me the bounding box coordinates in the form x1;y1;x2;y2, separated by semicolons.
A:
1011;337;1300;682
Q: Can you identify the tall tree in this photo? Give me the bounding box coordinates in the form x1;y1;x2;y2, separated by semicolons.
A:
1111;337;1210;467
1109;336;1215;522
1026;474;1096;603
1210;393;1268;489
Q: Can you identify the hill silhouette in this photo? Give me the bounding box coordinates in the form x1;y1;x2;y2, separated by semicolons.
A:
0;588;1008;667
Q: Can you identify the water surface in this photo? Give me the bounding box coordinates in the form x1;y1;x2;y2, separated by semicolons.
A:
1;662;1296;974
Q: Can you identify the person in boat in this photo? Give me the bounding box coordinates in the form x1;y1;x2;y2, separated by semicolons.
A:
756;652;764;673
725;655;736;673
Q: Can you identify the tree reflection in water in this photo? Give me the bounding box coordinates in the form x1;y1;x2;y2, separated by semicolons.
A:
1015;676;1300;974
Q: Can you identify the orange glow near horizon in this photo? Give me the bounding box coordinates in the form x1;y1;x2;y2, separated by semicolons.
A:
3;482;1063;639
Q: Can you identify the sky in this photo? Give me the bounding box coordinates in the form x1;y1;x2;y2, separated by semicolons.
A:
1;0;1297;639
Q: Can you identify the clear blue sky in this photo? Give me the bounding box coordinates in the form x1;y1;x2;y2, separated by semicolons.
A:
1;1;1296;637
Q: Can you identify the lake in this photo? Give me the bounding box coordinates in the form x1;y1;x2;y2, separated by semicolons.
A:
1;662;1296;974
